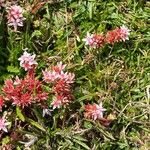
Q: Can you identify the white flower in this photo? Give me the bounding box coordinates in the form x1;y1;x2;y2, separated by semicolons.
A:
18;51;37;71
0;117;9;132
42;108;52;117
95;103;106;119
82;32;94;45
120;25;130;41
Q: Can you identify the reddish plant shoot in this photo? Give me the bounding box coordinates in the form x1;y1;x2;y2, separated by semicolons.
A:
0;96;4;111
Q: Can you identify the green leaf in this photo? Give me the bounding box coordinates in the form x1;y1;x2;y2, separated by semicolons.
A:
31;30;43;38
77;94;94;102
96;123;115;141
16;106;25;122
73;139;90;150
2;136;10;145
7;65;19;73
73;135;87;142
84;121;93;129
88;2;93;19
16;146;21;150
26;118;46;132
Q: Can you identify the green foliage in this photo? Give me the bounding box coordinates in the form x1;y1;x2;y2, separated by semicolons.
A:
16;106;25;122
0;0;150;149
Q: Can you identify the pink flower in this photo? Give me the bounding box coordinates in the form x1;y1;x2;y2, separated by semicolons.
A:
18;51;37;71
42;62;75;84
0;0;5;9
7;5;25;31
42;70;59;83
84;103;106;120
0;117;9;132
59;72;75;84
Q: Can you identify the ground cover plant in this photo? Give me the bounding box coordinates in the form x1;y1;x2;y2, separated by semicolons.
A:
0;0;150;149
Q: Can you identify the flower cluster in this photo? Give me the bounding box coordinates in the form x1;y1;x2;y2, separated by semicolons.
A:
83;25;130;48
105;25;130;44
43;62;75;109
2;73;48;107
0;49;108;130
84;102;106;120
0;51;47;108
7;5;25;31
0;51;75;112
